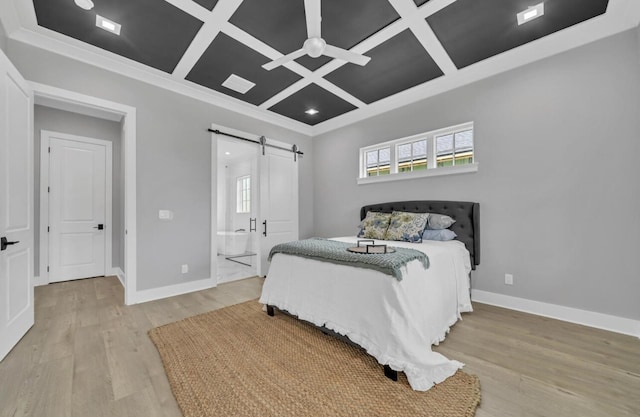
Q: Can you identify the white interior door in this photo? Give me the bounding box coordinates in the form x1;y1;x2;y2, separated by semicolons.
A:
48;136;109;282
0;51;34;361
258;144;299;276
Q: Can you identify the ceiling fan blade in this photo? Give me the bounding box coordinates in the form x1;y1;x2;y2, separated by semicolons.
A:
262;48;307;71
304;0;322;39
323;45;371;66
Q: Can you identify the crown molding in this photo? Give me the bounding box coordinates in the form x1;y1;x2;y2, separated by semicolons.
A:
2;0;638;138
8;26;314;136
312;1;640;135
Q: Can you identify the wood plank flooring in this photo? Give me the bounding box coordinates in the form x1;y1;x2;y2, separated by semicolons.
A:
0;276;638;417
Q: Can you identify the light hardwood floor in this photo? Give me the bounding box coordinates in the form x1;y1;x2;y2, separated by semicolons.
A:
0;276;638;417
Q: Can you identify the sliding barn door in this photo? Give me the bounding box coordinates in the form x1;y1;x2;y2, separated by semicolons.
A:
257;145;299;277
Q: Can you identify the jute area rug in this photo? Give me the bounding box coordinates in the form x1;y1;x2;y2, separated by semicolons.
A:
149;300;481;417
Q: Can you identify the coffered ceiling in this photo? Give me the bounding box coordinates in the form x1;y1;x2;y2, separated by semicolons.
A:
1;0;639;134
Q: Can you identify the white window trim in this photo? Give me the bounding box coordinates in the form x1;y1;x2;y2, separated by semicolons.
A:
358;122;477;185
357;162;479;185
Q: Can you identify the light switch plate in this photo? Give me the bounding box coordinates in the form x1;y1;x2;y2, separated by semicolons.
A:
159;210;173;220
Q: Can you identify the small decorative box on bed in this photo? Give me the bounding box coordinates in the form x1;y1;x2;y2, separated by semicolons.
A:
260;200;480;392
347;239;395;254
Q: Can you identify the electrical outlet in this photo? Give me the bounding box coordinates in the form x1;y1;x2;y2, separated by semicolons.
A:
505;273;514;285
181;264;189;274
159;210;174;220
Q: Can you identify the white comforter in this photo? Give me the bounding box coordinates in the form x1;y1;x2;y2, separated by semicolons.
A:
259;236;473;391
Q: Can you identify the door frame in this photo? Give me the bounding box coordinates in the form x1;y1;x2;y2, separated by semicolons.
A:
211;123;260;284
39;131;113;284
31;82;138;305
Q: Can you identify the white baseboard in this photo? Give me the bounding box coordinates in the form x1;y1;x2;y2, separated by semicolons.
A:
132;277;217;305
471;289;640;338
110;267;125;287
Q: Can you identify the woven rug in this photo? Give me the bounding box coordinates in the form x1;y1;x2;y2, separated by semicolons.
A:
149;300;481;417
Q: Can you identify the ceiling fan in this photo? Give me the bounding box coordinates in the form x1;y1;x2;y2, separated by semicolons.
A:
262;0;371;71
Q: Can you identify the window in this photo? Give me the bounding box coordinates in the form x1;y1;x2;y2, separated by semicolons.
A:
236;175;250;213
366;147;390;176
358;122;476;184
436;129;474;167
398;139;427;172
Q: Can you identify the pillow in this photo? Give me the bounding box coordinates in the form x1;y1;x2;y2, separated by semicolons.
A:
426;213;456;230
384;211;430;243
422;228;457;241
359;212;392;240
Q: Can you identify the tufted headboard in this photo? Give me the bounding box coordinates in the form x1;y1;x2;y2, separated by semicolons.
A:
360;200;480;270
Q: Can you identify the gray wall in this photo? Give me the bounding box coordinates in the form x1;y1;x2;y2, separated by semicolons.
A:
0;19;7;52
33;105;124;275
7;41;313;291
313;29;640;321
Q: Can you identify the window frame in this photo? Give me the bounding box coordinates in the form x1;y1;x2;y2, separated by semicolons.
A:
364;146;391;177
358;122;478;185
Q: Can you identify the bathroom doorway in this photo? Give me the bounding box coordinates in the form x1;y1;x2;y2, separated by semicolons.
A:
216;138;258;283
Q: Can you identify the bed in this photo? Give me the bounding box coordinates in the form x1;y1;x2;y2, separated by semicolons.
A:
259;200;480;391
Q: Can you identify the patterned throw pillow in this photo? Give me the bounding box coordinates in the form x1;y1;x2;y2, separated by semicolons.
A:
384;211;430;242
360;212;392;239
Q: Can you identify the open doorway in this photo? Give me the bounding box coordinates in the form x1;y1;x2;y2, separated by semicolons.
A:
216;138;258;284
211;125;300;284
31;83;138;305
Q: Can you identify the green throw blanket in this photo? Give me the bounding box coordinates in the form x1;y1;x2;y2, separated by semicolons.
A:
268;238;429;281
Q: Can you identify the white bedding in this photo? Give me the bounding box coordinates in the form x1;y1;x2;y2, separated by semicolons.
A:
259;236;473;391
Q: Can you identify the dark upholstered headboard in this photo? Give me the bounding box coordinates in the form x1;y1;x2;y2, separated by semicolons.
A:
360;201;480;270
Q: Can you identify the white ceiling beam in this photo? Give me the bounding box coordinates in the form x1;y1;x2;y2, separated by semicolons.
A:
256;16;409;109
9;27;313;134
388;0;457;75
162;0;211;22
259;78;312;110
311;18;408;80
224;22;369;109
415;0;457;19
313;2;637;134
313;78;367;108
171;0;244;79
222;22;314;78
6;0;637;136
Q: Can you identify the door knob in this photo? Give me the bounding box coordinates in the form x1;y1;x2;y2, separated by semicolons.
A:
1;236;19;251
93;224;104;230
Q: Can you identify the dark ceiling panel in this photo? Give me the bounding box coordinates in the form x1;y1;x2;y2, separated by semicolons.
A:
31;0;614;127
186;33;301;106
33;0;203;73
192;0;218;11
325;30;443;104
268;83;357;125
229;0;400;71
428;0;609;69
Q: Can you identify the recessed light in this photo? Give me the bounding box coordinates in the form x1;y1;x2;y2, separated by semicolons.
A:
305;108;319;115
225;152;231;155
517;3;544;25
96;15;121;35
74;0;94;10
